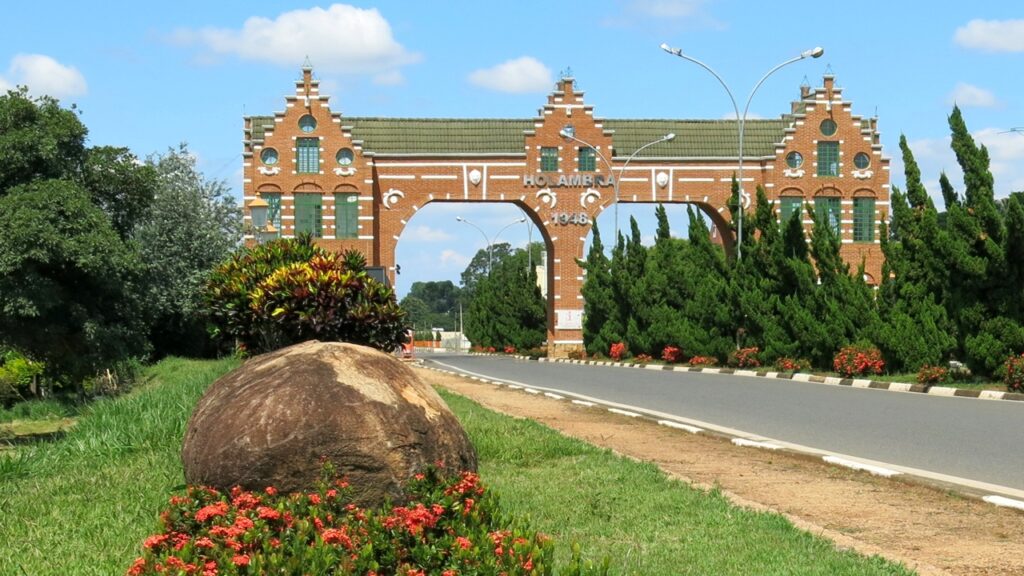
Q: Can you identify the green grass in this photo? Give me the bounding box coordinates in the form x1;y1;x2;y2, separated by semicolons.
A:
0;356;240;576
0;357;912;575
866;373;1005;391
439;389;913;575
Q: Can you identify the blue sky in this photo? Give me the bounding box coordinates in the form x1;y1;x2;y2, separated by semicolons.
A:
3;1;1023;296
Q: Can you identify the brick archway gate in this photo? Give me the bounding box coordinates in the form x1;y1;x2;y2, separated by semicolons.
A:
244;65;888;357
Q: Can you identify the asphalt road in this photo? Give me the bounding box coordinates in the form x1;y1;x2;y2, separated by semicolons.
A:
425;354;1024;494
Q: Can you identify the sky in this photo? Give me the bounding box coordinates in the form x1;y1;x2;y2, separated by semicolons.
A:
3;1;1023;297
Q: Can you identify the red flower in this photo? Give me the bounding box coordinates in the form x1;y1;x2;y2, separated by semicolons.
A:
232;554;250;567
455;536;472;550
143;533;169;550
126;557;146;576
264;486;277;496
195;501;229;523
308;493;322;505
257;506;281;521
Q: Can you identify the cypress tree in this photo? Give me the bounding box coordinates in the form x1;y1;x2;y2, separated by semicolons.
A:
579;224;615;356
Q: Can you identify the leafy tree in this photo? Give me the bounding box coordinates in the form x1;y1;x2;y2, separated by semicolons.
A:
398;295;433;331
404;280;461;330
0;87;87;194
134;145;242;357
81;146;159;239
0;181;150;384
679;207;734;360
460;242;514;300
464;250;545;350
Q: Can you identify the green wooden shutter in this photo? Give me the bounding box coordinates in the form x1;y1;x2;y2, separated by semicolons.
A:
853;197;875;242
578;147;596;171
263;192;282;238
335;193;359;239
297;138;320;174
295;194;322;238
817;141;839;177
779;197;803;225
814;196;841;234
541;147;558;172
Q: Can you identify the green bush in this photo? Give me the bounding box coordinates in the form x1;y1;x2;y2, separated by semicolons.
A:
127;466;606;576
204;235;326;352
249;252;406;353
0;350;44;404
205;238;405;354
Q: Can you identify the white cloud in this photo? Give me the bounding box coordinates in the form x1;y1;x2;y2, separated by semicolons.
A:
468;57;552;94
0;54;87;99
372;70;404;86
403;225;454;243
947;82;998;108
439;249;471;268
954;19;1024;53
172;4;420;75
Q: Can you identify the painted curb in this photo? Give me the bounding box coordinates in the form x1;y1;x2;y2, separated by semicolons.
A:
498;354;1024;404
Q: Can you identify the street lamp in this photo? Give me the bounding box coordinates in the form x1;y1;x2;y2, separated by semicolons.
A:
456;215;527;273
247;195;279;244
660;43;823;260
558;130;675;239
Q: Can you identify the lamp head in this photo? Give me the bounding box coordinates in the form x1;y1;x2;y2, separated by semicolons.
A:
559;129;572;138
660;43;681;56
664;133;676;141
804;46;825;59
248;197;269;229
456;216;465;222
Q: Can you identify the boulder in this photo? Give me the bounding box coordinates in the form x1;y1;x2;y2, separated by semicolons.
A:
181;340;477;506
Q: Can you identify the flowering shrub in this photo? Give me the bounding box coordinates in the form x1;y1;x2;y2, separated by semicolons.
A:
728;347;761;368
688;356;717;367
833;345;885;378
774;357;809;373
1005;353;1024;392
916;365;949;385
504;345;517;355
487;346;496;354
609;342;627;361
127;465;605;575
661;345;684;364
634;354;652;363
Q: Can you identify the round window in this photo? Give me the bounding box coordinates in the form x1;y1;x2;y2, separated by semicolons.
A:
299;115;317;133
786;151;804;169
820;119;837;136
260;148;279;165
854;152;871;169
336;148;354;166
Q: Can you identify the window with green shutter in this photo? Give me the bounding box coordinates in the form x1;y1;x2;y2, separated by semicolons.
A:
335;193;359;239
263;192;282;238
297;137;320;174
541;147;558;172
578;147;596;172
294;194;322;238
853;197;875;242
817;141;839;177
779;197;804;225
814;196;841;234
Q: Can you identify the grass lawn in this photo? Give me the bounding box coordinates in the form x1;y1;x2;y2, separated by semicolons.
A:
1;357;912;575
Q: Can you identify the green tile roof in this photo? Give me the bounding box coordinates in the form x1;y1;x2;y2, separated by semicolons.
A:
245;115;792;158
346;118;534;154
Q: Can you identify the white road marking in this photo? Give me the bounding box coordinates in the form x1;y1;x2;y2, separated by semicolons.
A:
732;438;782;450
544;392;565;400
982;495;1024;511
608;408;641;417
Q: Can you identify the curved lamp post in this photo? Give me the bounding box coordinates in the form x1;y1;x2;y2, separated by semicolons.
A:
659;43;823;260
558;130;675;239
456;215;527;273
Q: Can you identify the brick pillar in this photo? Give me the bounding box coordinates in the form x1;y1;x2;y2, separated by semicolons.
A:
544;224;588;358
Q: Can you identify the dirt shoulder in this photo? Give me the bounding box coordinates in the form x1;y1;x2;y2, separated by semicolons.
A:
417;366;1024;576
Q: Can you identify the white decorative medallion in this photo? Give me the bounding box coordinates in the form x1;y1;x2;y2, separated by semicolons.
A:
383;188;405;209
333;167;357;177
852;169;873;179
783;168;805;178
468;169;482;186
656;171;669;188
536;188;557;209
257;166;281;176
579;188;601;208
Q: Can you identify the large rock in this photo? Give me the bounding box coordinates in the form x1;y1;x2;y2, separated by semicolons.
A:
181;341;477;506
